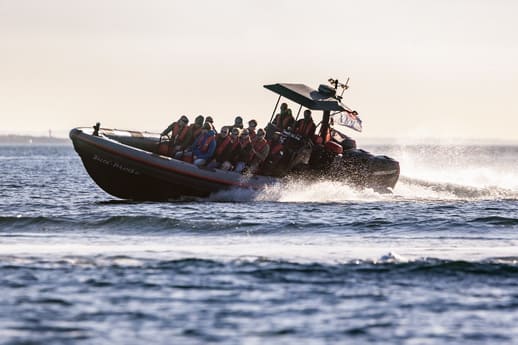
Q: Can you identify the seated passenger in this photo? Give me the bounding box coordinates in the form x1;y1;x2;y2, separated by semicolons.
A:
246;119;258;140
248;128;270;173
220;128;241;171
160;115;191;156
177;123;216;166
232;129;253;173
294;110;316;139
272;103;294;131
185;115;205;147
267;131;284;165
192;123;216;166
207;126;231;169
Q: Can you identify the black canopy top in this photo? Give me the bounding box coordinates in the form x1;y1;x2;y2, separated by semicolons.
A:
263;83;352;112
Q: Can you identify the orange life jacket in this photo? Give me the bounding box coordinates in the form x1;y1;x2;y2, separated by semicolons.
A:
295;119;316;137
270;142;283;155
172;123;189;144
215;136;232;156
189;124;202;143
249;138;268;161
276;113;292;130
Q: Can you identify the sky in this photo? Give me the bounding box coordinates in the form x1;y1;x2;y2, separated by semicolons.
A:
1;0;517;142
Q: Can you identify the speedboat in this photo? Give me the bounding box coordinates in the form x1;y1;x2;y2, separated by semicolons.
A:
70;80;400;200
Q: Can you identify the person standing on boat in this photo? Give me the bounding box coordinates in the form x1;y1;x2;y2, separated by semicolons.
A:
273;103;294;131
207;126;231;169
246;119;258;140
190;123;216;166
248;128;270;173
233;129;253;173
294;110;316;140
160;115;191;156
227;116;244;131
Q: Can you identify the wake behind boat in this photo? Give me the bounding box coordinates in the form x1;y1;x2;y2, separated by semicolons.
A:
70;79;400;200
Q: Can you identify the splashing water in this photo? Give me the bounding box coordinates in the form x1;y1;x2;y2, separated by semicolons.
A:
207;144;518;203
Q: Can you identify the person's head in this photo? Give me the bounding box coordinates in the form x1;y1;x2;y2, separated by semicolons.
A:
234;116;243;125
272;131;281;142
179;115;189;126
280;103;288;112
230;128;240;139
220;126;229;137
256;128;265;139
195;115;204;126
248;119;257;129
240;129;250;142
202;122;211;132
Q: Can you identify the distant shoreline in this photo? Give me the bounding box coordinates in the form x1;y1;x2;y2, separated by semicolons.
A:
0;134;69;145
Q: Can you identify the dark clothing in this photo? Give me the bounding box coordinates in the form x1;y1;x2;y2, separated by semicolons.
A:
232;140;252;164
219;138;240;163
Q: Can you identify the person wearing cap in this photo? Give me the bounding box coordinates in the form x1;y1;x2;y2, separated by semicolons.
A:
226;116;244;131
246;119;258;140
248;128;270;173
272;103;294;131
294;109;316;139
219;128;241;171
204;116;216;132
232;128;253;173
160;115;191;156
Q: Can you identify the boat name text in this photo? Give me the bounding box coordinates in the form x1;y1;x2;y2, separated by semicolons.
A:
92;154;140;175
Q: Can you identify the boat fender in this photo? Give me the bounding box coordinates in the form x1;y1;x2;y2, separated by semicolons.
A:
324;141;343;155
157;142;169;156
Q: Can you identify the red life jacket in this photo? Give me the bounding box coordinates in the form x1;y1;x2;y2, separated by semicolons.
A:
295;119;316;137
248;128;257;140
189;124;202;143
270;142;283;155
215;136;232;156
172;123;189;144
249;138;268;161
276;114;292;130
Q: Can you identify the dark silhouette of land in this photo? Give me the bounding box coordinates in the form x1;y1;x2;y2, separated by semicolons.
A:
0;134;69;144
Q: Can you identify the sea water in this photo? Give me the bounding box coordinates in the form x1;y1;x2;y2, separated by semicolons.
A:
0;144;517;344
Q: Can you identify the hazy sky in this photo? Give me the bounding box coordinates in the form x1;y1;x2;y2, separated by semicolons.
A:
1;0;517;141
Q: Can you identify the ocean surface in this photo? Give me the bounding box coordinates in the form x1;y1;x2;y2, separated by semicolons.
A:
1;143;517;344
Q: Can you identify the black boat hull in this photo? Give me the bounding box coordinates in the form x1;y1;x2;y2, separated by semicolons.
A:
70;128;275;200
70;127;399;200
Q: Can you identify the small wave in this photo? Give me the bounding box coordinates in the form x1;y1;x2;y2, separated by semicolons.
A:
2;254;518;274
397;176;518;200
469;216;518;226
